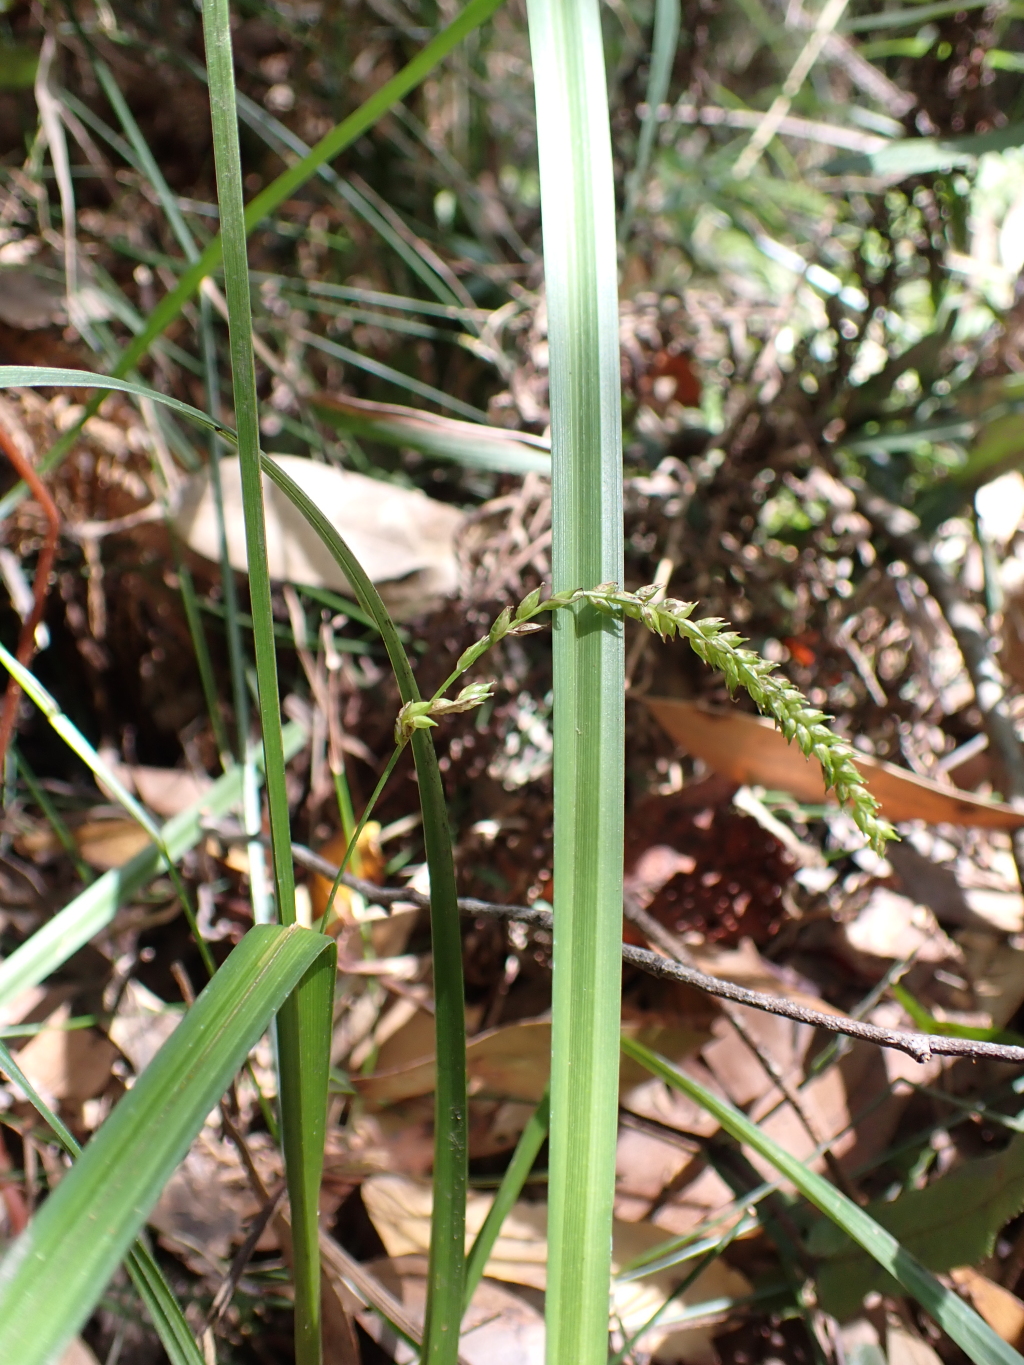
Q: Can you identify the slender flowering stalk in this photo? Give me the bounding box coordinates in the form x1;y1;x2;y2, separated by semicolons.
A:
398;583;893;852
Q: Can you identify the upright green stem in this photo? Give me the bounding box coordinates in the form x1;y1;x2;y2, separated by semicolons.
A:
525;0;626;1361
200;0;294;926
260;454;468;1364
412;720;467;1363
200;8;325;1364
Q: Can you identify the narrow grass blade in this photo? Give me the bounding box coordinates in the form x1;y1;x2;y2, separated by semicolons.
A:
0;721;307;1010
112;0;505;388
312;394;551;475
299;330;489;422
622;1037;1024;1365
294;281;483;319
0;641;167;843
200;0;293;928
0;925;336;1365
0;366;228;434
223;82;466;311
611;1223;743;1365
91;57;198;263
621;0;680;239
464;1089;549;1308
199;9;324;1363
173;549;234;768
0;640;213;973
0;1042;205;1365
125;1245;208;1365
260;454;467;1363
524;0;626;1359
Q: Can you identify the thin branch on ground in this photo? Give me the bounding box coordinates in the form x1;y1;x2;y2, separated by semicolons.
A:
205;1182;285;1328
284;840;1024;1066
624;900;858;1199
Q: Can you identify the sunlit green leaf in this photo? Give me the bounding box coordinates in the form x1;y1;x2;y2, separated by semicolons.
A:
810;1135;1024;1320
524;0;626;1358
0;926;336;1365
624;1038;1024;1365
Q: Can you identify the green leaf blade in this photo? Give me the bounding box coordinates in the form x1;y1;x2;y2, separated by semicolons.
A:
623;1037;1024;1365
258;454;468;1363
0;925;334;1365
0;1038;206;1365
524;0;626;1358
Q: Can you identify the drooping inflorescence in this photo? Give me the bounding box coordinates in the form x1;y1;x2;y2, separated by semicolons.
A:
396;582;894;852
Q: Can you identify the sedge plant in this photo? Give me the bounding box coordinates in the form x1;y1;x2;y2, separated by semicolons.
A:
0;4;1020;1365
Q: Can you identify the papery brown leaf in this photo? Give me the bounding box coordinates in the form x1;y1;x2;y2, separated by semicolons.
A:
645;698;1024;829
16;816;150;870
15;1005;117;1107
353;1015;707;1108
951;1267;1024;1348
359;1179;749;1362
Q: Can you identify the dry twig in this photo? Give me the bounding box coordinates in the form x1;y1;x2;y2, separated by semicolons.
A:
624;899;859;1198
287;842;1024;1067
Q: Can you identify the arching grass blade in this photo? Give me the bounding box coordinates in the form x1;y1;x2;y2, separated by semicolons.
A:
0;925;336;1365
260;453;467;1363
622;1037;1024;1365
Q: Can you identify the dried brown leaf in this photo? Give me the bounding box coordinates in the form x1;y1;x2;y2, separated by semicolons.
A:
951;1267;1024;1347
14;1005;116;1107
646;698;1024;829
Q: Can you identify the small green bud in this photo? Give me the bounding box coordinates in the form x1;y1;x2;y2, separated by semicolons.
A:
516;587;543;620
489;606;513;641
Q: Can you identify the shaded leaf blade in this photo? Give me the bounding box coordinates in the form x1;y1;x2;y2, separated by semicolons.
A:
622;1037;1024;1365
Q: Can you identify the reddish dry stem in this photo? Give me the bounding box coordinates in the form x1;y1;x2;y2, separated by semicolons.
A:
0;418;61;769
